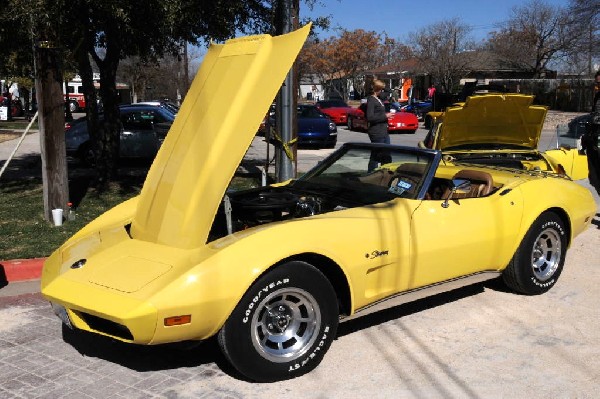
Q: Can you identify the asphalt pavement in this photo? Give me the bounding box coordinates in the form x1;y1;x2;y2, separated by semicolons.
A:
1;120;600;398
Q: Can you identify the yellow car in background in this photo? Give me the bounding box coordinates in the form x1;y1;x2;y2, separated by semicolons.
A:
419;94;588;180
40;26;597;383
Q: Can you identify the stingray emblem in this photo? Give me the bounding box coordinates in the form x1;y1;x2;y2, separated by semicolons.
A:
365;250;389;259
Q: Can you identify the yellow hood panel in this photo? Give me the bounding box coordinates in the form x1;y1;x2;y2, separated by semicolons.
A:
130;25;310;249
87;256;172;293
439;94;547;151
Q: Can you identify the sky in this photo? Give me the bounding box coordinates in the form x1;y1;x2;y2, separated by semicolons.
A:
301;0;571;42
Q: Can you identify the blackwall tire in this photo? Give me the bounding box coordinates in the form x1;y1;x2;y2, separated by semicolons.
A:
502;212;567;295
218;261;339;382
347;117;354;131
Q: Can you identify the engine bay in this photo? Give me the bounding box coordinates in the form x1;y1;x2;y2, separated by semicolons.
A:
444;151;552;172
208;185;350;241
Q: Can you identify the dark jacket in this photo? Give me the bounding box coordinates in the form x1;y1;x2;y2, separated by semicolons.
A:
366;95;388;137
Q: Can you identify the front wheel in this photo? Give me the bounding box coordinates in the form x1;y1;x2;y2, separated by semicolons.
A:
502;212;567;295
218;261;339;382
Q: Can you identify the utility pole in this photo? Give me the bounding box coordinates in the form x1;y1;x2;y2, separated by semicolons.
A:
274;0;299;182
35;40;69;222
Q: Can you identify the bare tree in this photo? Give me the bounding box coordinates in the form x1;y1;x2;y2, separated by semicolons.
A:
377;35;413;66
565;0;600;75
120;55;183;103
298;29;380;100
486;0;571;77
409;18;475;93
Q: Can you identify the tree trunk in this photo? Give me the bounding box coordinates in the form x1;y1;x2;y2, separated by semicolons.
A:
89;34;122;189
35;43;69;222
75;43;101;173
97;60;121;185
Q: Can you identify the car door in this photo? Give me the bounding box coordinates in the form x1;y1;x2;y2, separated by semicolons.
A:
354;103;368;130
406;190;523;289
120;110;159;158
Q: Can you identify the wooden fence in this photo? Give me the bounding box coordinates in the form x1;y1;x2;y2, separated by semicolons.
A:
490;78;596;112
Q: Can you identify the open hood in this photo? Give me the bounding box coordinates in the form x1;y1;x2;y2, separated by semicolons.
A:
437;94;547;151
130;25;311;249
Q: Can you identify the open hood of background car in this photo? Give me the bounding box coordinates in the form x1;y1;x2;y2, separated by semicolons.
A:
130;25;311;249
437;94;547;151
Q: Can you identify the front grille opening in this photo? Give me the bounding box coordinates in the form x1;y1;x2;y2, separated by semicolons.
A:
78;312;134;341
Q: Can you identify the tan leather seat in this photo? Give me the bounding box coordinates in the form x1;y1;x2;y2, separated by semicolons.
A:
389;162;427;197
445;169;493;199
357;169;395;186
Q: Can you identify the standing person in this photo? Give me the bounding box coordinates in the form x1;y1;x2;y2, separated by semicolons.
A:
427;84;436;100
582;70;600;195
366;79;390;170
593;70;600;112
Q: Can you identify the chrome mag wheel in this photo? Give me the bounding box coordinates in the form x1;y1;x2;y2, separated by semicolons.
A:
251;287;321;363
531;227;562;281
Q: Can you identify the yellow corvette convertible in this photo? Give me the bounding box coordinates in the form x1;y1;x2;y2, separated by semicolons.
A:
41;25;597;382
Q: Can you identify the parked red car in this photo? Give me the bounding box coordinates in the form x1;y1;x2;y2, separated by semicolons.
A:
315;99;353;125
347;102;419;133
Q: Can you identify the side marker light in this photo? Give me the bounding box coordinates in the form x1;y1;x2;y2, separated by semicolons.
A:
164;315;192;326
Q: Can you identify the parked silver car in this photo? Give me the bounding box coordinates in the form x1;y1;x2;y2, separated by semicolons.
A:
65;104;175;165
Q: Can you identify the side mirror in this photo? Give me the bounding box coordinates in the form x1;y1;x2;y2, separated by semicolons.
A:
442;178;471;208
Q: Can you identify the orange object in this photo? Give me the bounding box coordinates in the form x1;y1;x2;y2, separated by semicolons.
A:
164;315;192;326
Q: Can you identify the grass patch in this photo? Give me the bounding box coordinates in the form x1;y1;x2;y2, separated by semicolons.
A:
0;171;261;260
0;176;143;260
0;120;39;130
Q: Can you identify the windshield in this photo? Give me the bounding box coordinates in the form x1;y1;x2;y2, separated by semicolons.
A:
295;144;439;201
298;105;327;119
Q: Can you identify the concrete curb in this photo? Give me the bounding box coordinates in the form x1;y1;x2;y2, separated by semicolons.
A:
0;258;45;282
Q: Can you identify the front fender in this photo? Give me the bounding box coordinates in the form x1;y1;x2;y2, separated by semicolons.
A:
544;148;588;180
516;178;595;246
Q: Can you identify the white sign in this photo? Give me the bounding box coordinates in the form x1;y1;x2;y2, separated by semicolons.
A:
0;106;7;121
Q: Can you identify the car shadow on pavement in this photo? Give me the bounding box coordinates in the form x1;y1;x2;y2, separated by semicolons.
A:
337;283;486;338
61;325;242;378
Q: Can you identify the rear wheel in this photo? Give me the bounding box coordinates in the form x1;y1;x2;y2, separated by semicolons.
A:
502;212;567;295
218;261;339;382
